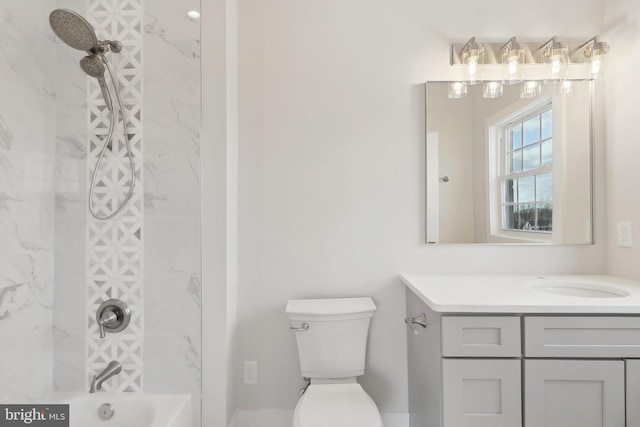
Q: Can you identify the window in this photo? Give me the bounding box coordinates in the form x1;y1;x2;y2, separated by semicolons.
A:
500;107;553;233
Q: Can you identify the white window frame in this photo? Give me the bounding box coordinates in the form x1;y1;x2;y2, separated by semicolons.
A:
487;96;553;243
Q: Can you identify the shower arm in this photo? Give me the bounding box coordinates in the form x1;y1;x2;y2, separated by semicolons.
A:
93;40;123;54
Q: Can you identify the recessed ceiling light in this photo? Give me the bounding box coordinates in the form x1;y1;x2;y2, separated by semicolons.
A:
187;10;200;19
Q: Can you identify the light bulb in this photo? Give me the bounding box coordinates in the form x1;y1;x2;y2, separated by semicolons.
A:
483;82;504;99
560;80;573;96
448;82;467;99
462;41;484;85
544;42;568;83
502;43;525;85
585;40;609;81
521;81;541;98
187;10;201;19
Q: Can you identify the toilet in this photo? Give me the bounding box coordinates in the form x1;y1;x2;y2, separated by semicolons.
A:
286;297;383;427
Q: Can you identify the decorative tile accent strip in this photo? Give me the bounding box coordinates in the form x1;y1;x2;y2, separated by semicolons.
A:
86;0;144;392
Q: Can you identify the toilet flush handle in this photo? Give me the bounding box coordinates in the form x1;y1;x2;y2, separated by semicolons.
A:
289;323;310;332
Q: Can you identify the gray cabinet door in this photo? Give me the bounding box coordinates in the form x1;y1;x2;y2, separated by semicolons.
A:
442;359;521;427
627;360;640;427
524;359;625;427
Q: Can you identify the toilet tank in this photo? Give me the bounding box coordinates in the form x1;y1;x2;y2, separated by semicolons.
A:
286;297;376;379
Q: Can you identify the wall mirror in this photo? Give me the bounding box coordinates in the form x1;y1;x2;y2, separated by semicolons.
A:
426;80;593;244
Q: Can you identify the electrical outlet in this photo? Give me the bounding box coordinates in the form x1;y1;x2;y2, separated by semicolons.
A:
617;222;633;248
244;361;258;385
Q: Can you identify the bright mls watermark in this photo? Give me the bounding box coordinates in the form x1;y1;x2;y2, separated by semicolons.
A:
0;405;69;426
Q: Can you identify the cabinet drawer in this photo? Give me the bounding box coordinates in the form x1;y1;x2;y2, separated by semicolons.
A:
442;316;521;357
525;316;640;358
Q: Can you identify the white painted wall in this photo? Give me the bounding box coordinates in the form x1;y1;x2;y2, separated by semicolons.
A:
426;84;475;243
235;0;608;420
202;0;239;426
603;0;640;280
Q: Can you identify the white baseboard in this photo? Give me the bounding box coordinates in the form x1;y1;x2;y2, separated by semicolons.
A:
229;409;409;427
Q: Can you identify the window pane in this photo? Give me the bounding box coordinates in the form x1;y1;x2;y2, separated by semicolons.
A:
504;179;517;203
518;176;535;202
537;203;553;231
510;150;523;173
542;139;553;166
504;205;517;229
519;203;535;230
536;173;553;202
541;109;552;140
523;116;540;145
511;124;522;150
523;144;540;171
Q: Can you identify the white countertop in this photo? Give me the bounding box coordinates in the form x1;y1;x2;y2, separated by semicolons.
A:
401;274;640;314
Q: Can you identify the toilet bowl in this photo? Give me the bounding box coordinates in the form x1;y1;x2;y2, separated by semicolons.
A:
293;383;382;427
286;297;383;427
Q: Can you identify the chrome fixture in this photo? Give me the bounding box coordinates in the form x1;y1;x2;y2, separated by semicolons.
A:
289;323;310;332
500;37;525;84
90;361;122;393
538;36;569;83
456;37;484;85
438;176;450;183
572;36;610;80
96;299;131;338
404;313;427;335
98;403;115;421
50;9;136;221
449;36;610;98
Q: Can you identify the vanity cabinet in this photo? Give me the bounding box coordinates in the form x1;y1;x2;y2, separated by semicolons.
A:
405;288;640;427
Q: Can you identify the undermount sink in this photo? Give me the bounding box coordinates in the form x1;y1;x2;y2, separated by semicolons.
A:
529;280;631;298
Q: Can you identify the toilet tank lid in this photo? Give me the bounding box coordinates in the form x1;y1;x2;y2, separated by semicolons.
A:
286;297;376;319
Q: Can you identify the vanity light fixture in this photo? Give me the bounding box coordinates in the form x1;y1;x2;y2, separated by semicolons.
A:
460;37;484;85
448;36;610;100
483;81;504;98
560;80;573;96
500;37;525;85
539;36;569;83
573;36;610;80
521;81;542;98
448;82;467;99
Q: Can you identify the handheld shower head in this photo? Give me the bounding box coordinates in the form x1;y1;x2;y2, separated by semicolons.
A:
49;9;98;52
80;54;105;78
80;55;114;111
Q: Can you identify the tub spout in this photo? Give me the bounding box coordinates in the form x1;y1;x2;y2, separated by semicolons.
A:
89;361;122;393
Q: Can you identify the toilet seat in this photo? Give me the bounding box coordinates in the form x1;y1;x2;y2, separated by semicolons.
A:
293;383;383;427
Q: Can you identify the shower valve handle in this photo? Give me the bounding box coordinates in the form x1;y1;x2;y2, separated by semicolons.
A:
96;299;131;338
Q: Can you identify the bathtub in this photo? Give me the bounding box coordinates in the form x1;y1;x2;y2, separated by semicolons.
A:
41;392;191;427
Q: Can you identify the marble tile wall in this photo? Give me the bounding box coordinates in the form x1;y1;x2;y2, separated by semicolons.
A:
142;1;202;425
0;0;57;401
0;1;202;421
84;0;145;393
53;0;90;392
